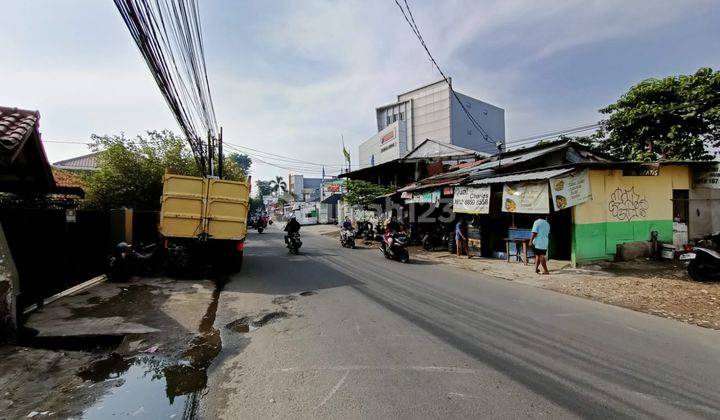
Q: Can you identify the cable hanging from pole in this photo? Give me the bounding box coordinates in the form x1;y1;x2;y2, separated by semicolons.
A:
113;0;218;175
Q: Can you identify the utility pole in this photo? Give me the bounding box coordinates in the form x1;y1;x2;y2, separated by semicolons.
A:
218;127;224;179
208;130;214;177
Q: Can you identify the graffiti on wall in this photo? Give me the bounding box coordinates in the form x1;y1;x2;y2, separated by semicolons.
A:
608;187;648;221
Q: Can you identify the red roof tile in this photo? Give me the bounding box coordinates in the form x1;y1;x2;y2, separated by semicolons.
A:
0;106;39;156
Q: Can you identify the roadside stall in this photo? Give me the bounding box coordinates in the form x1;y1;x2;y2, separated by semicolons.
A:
463;168;580;262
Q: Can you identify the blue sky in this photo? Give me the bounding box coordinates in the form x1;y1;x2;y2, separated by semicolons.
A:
2;0;719;181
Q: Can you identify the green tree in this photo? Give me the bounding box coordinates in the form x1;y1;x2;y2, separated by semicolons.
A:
85;130;245;210
269;176;287;196
228;153;252;174
592;67;720;161
255;180;274;199
343;180;394;208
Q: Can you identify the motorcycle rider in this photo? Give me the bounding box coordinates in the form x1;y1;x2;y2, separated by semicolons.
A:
382;217;403;250
340;217;353;241
284;215;301;243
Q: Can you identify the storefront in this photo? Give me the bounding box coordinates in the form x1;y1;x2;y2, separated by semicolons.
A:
452;162;713;266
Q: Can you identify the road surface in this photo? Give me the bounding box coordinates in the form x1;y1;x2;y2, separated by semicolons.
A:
203;226;720;419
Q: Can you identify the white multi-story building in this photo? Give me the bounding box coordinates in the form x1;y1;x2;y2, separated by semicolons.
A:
358;79;505;168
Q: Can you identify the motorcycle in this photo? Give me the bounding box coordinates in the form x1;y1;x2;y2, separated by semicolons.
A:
107;242;158;282
340;229;356;248
286;232;302;255
356;221;378;243
255;215;268;233
680;232;720;282
381;233;410;263
422;225;451;251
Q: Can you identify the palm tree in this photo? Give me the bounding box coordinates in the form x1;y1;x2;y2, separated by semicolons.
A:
269;176;287;197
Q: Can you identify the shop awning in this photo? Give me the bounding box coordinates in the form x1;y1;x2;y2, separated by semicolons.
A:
468;168;574;185
321;193;343;204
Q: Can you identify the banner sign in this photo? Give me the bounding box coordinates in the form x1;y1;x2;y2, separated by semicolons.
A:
453;186;491;214
550;169;592;210
694;164;720;189
502;181;549;214
407;189;440;204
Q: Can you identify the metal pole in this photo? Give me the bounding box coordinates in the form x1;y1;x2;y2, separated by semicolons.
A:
218;127;224;179
208;130;214;177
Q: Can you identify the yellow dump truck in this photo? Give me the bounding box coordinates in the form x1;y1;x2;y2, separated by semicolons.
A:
159;173;250;273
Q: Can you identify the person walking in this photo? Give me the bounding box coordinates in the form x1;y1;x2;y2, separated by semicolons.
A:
530;215;551;274
455;217;471;258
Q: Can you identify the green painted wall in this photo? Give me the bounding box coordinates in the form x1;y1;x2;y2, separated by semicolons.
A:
572;219;673;264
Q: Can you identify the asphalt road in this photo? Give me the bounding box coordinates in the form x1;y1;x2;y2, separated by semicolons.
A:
204;226;720;419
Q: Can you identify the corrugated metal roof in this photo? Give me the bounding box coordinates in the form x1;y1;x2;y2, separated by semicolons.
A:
52;152;100;171
469;168;573;185
468;142;570;174
397;176;466;192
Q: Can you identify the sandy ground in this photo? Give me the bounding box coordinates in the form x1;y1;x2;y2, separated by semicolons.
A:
412;247;720;331
311;224;720;331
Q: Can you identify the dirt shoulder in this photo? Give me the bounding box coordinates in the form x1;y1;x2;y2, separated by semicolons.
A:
411;247;720;331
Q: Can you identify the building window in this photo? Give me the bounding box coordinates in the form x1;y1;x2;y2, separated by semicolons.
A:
399;112;404;120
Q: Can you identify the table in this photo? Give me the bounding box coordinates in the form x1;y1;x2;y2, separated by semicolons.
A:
504;237;530;265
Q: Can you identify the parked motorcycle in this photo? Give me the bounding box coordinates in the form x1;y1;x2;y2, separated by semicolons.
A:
107;242;158;282
681;232;720;282
286;232;302;255
422;225;451;251
340;229;356;248
356;221;379;243
381;233;410;263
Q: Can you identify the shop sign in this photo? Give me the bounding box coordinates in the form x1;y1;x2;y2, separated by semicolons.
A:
381;128;396;144
407;189;440;204
442;186;454;196
66;208;76;223
453;186;490;214
622;163;659;176
324;183;342;193
549;169;592;210
502;181;549;214
400;191;413;199
694;164;720;189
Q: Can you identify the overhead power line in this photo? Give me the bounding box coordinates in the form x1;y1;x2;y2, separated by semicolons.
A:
113;0;218;175
392;0;496;147
506;95;720;149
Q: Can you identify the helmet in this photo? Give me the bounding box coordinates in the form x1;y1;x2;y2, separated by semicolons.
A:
116;242;131;253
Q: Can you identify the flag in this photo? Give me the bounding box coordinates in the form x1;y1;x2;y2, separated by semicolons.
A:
342;145;350;164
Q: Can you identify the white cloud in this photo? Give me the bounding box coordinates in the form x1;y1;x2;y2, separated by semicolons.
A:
1;0;715;180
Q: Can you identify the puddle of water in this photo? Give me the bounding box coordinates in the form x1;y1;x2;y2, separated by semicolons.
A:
78;354;134;382
225;317;257;333
80;278;227;419
252;311;288;327
272;295;296;305
80;358;199;419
